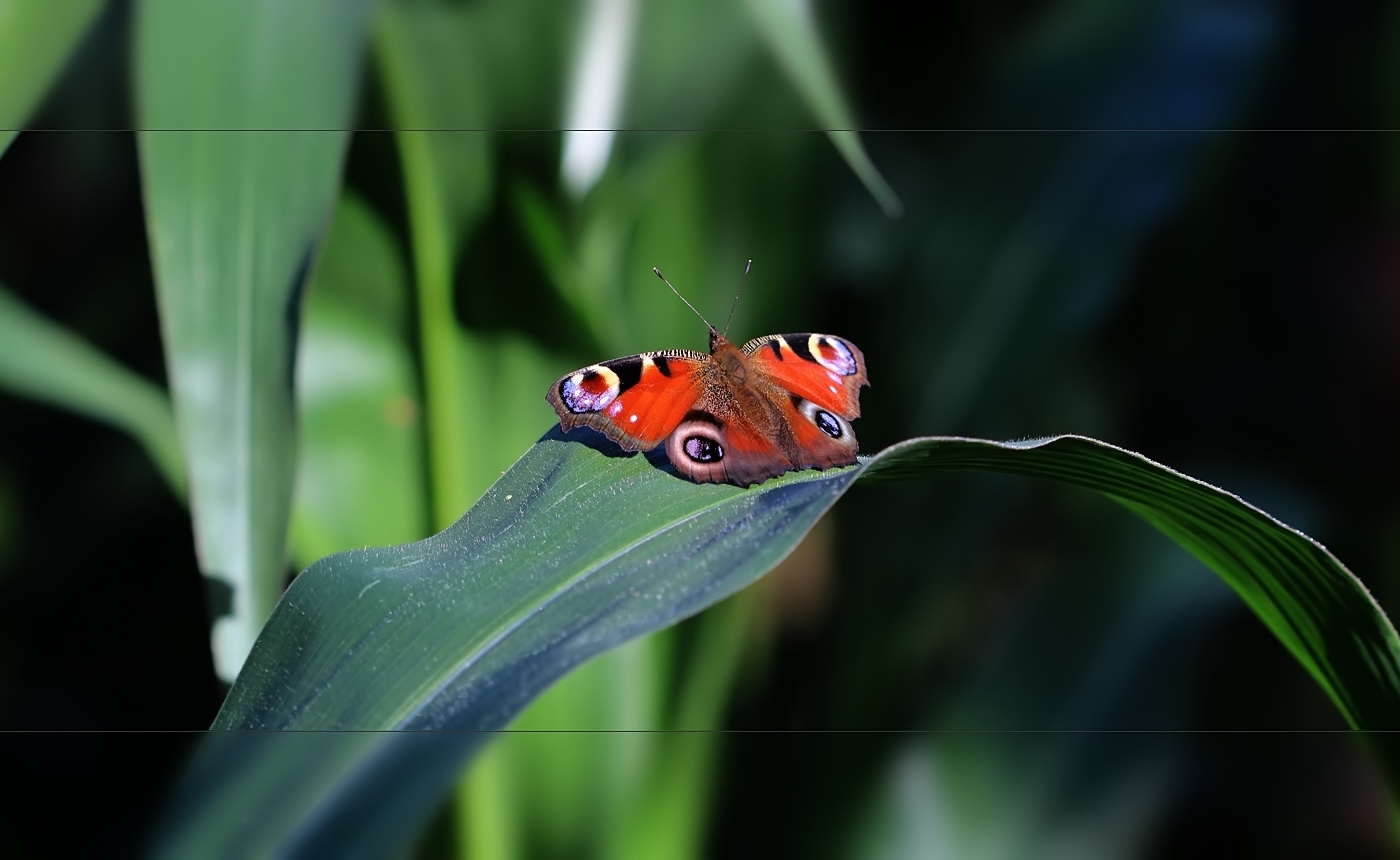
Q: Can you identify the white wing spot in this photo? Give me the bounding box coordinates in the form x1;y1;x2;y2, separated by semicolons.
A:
829;385;838;394
629;414;638;423
608;401;624;417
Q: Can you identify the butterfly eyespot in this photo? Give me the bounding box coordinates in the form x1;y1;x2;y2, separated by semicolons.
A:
794;396;854;446
814;410;843;439
684;436;723;462
559;365;621;413
809;335;858;376
665;417;727;479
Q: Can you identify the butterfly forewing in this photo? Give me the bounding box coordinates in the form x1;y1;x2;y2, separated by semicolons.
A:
547;350;709;450
742;333;867;419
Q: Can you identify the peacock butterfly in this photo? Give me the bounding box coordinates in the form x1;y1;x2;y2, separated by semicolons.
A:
546;265;868;487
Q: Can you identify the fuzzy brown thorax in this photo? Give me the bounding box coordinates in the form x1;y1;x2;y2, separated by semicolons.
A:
709;333;749;386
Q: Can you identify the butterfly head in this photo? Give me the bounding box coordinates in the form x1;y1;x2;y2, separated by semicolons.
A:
709;333;749;386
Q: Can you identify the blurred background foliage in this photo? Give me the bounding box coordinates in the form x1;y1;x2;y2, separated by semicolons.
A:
0;0;1398;856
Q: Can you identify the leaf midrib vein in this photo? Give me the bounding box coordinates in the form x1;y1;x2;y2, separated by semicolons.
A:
389;476;827;729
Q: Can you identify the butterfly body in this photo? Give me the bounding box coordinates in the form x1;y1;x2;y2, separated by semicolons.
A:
547;330;868;487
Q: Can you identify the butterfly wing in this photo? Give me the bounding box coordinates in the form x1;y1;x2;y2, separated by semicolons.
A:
547;350;709;451
742;333;868;419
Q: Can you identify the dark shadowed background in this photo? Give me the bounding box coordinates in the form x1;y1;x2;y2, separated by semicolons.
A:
1;0;1398;856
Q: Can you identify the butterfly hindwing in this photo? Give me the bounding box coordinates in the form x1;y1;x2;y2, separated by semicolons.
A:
742;333;867;419
662;406;791;487
775;392;860;469
662;387;858;487
547;350;709;450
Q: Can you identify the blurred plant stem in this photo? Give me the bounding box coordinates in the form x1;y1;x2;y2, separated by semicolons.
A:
610;591;756;860
377;133;467;528
375;0;492;529
398;120;469;530
459;744;522;860
377;6;535;857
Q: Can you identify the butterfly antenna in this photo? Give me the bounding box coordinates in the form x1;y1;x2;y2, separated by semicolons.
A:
653;267;717;333
723;259;752;336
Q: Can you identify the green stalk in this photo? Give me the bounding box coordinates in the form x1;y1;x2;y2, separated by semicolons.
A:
459;744;521;860
374;15;472;531
612;592;755;860
376;8;509;856
399;128;470;530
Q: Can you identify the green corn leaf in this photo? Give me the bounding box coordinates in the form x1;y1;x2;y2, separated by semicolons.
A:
742;0;902;217
155;432;1400;857
0;285;182;493
135;0;374;680
0;0;105;157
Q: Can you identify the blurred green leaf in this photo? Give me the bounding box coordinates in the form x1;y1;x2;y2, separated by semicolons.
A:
626;0;755;130
374;1;492;248
0;0;105;155
289;193;427;570
0;285;182;492
457;739;524;860
854;740;1173;860
473;0;570;130
511;179;617;350
743;0;901;217
852;511;1237;859
516;142;749;356
135;0;374;679
158;432;1399;856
